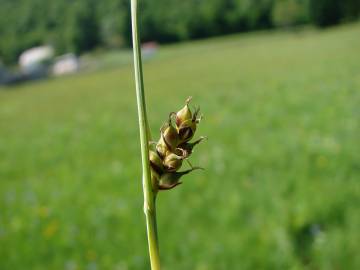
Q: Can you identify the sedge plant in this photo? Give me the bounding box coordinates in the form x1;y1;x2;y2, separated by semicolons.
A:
131;1;205;269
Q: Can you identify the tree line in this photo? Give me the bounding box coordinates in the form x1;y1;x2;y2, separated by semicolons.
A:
0;0;359;64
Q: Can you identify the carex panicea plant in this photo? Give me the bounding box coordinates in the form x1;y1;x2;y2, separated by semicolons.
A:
131;1;205;269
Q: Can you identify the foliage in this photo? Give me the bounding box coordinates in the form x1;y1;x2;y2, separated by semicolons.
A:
272;0;310;27
1;22;360;269
0;0;360;64
65;1;100;54
309;0;360;26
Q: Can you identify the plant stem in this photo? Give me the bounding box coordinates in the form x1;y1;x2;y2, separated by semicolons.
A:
130;1;161;269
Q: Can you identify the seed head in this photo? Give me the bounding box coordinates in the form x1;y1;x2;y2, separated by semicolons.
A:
149;97;205;192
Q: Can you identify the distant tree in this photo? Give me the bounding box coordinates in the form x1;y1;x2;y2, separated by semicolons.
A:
0;0;359;65
65;1;100;54
309;0;360;27
309;0;342;26
341;0;360;20
98;0;128;48
272;0;310;27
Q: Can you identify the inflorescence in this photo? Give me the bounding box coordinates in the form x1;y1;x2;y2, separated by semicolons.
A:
149;97;205;192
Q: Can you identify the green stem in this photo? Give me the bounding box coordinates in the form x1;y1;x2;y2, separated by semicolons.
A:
130;1;161;269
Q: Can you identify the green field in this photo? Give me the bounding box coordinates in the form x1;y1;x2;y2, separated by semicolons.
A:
1;23;360;270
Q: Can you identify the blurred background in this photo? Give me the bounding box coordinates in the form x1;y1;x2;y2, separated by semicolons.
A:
0;0;359;269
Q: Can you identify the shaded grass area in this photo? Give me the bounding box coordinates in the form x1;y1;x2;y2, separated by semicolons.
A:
1;23;360;269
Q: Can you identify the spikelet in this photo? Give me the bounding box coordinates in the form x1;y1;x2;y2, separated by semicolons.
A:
175;97;202;143
149;97;205;192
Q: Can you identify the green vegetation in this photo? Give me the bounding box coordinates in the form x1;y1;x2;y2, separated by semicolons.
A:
1;0;360;64
130;1;161;268
1;23;360;269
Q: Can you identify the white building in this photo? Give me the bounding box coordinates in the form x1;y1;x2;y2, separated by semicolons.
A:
52;54;79;76
19;46;54;71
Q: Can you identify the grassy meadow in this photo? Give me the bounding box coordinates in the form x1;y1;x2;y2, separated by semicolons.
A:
1;23;360;270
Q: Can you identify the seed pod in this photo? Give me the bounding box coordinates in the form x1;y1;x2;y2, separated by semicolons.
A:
163;153;183;172
161;122;179;150
178;106;202;143
177;136;206;158
178;118;197;143
176;97;192;127
156;136;170;158
158;167;203;190
176;97;195;142
149;150;164;174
